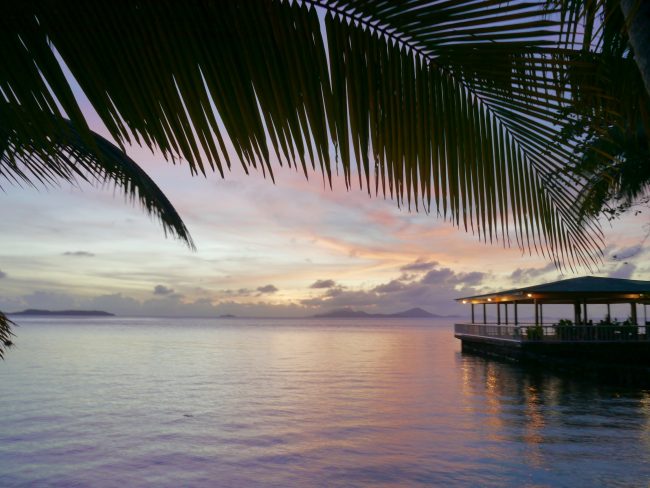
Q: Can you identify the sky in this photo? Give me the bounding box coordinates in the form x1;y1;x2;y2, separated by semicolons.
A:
2;133;648;318
2;27;649;318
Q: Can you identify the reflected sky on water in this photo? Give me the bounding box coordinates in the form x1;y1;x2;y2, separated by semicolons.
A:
1;317;649;487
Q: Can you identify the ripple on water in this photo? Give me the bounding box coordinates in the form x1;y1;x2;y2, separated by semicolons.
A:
1;318;650;487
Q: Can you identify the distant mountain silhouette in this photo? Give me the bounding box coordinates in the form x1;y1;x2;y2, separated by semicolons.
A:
10;309;115;317
390;307;440;318
312;307;442;319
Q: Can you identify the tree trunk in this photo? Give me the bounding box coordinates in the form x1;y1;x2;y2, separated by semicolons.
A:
620;0;650;98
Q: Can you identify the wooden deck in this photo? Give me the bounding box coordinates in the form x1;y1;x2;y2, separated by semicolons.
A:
455;323;649;343
455;323;650;365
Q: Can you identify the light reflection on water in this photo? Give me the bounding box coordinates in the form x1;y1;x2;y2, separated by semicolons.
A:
1;317;649;487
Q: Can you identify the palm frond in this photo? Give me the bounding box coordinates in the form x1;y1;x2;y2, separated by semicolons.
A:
543;0;650;221
1;0;623;268
0;106;195;248
0;312;15;360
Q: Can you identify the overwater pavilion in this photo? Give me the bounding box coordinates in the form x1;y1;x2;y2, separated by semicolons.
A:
454;276;650;365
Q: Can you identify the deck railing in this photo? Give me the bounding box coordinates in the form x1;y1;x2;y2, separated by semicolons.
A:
454;323;649;342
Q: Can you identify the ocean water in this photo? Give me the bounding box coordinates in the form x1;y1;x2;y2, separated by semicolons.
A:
1;317;649;487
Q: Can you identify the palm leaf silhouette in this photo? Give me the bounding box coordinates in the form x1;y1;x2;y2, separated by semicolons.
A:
2;0;630;356
1;1;610;265
0;312;15;359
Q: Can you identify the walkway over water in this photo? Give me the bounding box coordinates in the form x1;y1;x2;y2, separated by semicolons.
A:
454;276;650;364
454;323;649;343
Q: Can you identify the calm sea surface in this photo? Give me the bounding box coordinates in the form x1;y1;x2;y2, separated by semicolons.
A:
1;317;650;487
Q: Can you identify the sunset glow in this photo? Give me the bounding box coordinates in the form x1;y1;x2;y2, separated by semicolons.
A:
1;137;646;317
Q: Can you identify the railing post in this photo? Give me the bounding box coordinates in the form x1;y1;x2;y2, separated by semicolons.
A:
631;302;638;325
534;299;539;326
505;303;508;325
471;304;475;324
583;300;588;324
483;303;486;324
497;303;501;325
514;302;518;325
540;303;543;326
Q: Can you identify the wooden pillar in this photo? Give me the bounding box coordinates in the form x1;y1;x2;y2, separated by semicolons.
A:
631;302;638;325
574;302;581;325
497;303;501;325
483;303;487;324
607;303;611;321
583;300;588;324
514;302;518;325
505;303;509;325
534;299;539;326
471;304;475;324
540;303;543;326
645;304;647;326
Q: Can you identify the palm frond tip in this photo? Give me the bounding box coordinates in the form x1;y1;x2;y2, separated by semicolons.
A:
0;108;194;248
0;312;15;360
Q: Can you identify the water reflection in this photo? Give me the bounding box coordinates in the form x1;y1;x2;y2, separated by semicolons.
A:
459;350;650;478
3;319;650;487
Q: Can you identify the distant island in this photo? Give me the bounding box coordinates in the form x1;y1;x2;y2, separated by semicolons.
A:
9;309;115;317
312;307;446;319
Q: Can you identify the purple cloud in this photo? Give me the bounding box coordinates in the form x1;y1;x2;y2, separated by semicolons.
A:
257;284;278;294
153;285;174;296
373;280;406;293
400;259;438;273
301;262;486;315
609;263;636;279
510;262;556;284
221;288;253;297
457;271;485;286
309;279;337;289
611;244;642;261
420;268;455;284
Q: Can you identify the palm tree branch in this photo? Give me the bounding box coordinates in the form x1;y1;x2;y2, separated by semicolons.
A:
0;312;15;360
315;4;604;265
0;107;195;249
0;0;613;267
